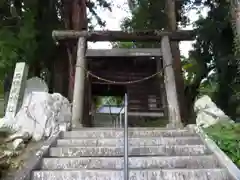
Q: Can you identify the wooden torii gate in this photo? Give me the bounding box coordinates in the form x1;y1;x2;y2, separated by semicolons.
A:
52;30;195;129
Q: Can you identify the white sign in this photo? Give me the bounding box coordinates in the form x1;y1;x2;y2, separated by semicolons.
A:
5;62;29;118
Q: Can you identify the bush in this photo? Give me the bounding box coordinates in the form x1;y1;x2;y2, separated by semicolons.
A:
204;122;240;167
0;81;4;99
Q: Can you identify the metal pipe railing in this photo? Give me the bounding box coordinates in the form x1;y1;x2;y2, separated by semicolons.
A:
119;111;122;128
124;93;128;180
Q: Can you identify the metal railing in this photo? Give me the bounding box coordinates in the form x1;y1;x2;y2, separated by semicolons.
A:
124;93;128;180
91;94;129;179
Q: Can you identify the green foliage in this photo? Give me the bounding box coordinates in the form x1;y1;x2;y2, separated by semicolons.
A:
0;0;40;77
0;0;111;81
0;29;18;76
120;0;239;119
117;0;188;48
204;122;240;167
101;96;123;106
87;0;111;29
198;80;218;97
112;42;135;48
93;96;123;108
0;81;4;97
189;0;239;119
181;56;200;85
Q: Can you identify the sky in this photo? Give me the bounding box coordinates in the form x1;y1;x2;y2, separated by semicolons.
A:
88;1;208;57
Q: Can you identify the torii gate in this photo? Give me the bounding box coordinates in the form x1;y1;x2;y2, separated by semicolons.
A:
53;0;195;129
52;30;195;129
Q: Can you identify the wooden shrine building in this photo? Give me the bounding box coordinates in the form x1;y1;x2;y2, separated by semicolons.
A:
88;49;166;120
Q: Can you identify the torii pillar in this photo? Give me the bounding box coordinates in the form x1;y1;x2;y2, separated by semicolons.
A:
65;0;87;128
71;37;86;128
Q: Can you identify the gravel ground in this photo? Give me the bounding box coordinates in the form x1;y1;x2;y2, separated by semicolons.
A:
0;98;43;179
0;139;43;179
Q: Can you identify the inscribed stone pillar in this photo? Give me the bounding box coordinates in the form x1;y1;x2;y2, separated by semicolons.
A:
5;62;29;118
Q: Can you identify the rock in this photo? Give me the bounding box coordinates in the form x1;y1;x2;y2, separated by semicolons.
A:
59;123;70;132
23;77;49;104
1;150;19;158
5;132;30;143
0;91;71;141
0;76;49;137
0;116;17;134
13;92;71;141
194;95;234;128
12;138;25;150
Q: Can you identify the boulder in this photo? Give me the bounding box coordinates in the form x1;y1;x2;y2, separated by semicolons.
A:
12;92;71;141
0;77;71;142
194;95;234;128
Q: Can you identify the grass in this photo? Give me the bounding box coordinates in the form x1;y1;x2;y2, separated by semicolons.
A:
0;81;4;98
204;122;240;167
0;80;5;117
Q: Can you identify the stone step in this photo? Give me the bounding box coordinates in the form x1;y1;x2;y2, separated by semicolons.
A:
72;127;176;130
49;145;211;157
32;169;229;180
57;137;203;147
41;155;220;170
62;129;196;139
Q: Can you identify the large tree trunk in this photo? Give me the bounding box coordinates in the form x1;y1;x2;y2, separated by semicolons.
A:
67;0;87;101
60;0;87;101
52;50;69;96
223;0;240;119
31;61;41;77
230;0;240;38
61;0;89;126
67;46;75;101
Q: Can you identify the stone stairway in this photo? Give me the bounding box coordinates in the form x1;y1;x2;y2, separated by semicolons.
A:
31;128;235;180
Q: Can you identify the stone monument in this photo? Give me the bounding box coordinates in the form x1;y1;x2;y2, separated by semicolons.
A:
5;62;29;118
